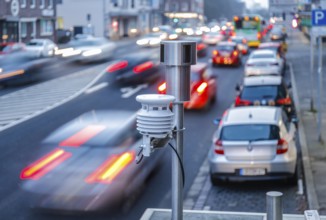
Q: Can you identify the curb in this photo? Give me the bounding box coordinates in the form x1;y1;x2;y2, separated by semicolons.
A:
289;62;320;210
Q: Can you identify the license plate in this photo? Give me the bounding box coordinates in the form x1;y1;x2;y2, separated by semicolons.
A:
239;168;266;176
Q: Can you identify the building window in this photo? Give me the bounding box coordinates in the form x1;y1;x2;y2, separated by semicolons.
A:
40;20;53;36
48;0;53;9
21;22;27;38
30;0;35;8
40;0;45;8
21;0;26;8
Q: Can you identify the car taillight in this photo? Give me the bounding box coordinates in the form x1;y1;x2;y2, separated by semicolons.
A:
270;62;279;66
158;82;167;93
20;149;72;180
257;32;262;40
276;139;288;154
197;43;206;51
232;51;238;57
196;82;208;94
213;50;219;56
235;96;251;106
106;60;128;73
133;61;154;74
86;152;134;184
276;97;292;105
214;140;224;154
242;39;247;44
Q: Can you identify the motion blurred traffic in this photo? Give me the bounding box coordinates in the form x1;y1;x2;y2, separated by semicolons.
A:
0;0;307;219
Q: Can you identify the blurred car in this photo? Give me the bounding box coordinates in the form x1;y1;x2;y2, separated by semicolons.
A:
59;38;116;63
208;106;297;185
245;50;284;76
105;52;161;85
20;110;163;212
234;75;296;118
158;63;217;110
212;41;242;67
258;42;286;68
0;52;51;85
229;36;249;55
25;39;57;57
202;32;224;45
270;27;287;42
183;36;207;58
0;42;25;55
136;32;167;47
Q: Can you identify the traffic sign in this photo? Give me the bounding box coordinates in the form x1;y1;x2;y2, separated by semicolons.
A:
312;10;326;26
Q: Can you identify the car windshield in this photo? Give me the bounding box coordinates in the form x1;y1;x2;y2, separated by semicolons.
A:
220;124;280;141
231;38;243;43
27;41;43;46
69;40;104;47
251;53;275;59
241;85;278;100
145;33;163;38
259;47;278;52
217;45;234;51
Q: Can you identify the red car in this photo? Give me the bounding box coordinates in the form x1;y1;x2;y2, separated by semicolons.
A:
212;41;242;67
0;42;25;55
158;63;217;110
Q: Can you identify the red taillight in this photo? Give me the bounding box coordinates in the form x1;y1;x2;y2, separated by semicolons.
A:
158;82;167;93
106;60;128;73
59;125;106;147
86;152;135;184
20;149;71;180
242;39;247;44
197;43;206;51
276;139;288;154
133;61;154;74
235;96;251;106
232;51;238;57
213;50;219;56
214;140;224;154
257;32;262;40
276;97;292;105
196;82;208;94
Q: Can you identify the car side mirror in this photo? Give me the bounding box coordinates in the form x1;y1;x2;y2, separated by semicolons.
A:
213;118;221;125
235;84;240;91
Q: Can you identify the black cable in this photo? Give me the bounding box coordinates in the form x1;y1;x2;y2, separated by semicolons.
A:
168;142;185;188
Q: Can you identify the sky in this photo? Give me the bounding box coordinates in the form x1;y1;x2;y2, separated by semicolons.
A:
242;0;269;8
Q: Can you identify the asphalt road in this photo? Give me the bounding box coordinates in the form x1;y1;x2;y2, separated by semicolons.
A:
0;41;305;220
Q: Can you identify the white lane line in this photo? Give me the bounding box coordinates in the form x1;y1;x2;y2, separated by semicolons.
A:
84;82;108;94
121;84;148;98
297;179;304;195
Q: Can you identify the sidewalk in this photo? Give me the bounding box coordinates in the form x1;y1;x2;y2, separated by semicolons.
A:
288;29;326;214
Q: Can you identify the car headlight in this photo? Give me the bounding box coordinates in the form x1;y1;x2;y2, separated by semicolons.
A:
82;49;102;57
137;39;149;45
149;39;161;45
168;34;178;40
0;68;2;73
62;49;81;57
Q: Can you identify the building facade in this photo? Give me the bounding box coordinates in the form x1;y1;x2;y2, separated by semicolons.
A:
0;0;56;43
57;0;164;39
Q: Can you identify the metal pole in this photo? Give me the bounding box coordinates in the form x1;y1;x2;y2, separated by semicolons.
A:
266;191;283;220
317;36;323;142
310;30;315;111
172;103;183;220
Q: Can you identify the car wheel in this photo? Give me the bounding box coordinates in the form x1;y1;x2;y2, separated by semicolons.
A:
210;174;226;186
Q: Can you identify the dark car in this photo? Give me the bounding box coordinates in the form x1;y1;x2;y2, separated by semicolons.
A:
105;52;161;85
212;41;242;67
20;110;163;212
0;52;51;85
235;75;296;118
270;27;287;42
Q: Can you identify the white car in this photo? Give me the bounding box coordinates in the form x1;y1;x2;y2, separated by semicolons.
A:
25;39;57;57
244;50;284;77
202;32;224;45
208;106;297;185
60;38;116;63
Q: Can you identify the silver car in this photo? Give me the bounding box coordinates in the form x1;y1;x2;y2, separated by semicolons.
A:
208;106;297;185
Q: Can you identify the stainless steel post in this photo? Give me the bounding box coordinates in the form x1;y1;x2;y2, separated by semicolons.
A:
160;41;196;220
266;191;283;220
310;32;315;111
317;36;323;142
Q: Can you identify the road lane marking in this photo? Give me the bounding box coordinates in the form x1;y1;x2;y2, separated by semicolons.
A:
297;179;304;195
121;84;148;98
84;82;108;94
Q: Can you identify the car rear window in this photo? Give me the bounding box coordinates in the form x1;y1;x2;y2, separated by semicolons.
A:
220;124;280;141
251;54;275;59
217;45;234;51
241;86;278;100
27;41;43;46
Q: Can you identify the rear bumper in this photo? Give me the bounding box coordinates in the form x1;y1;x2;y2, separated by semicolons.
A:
212;57;240;66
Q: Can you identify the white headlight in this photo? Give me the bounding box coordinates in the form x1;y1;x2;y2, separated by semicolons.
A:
169;34;178;40
137;39;149;45
82;49;102;57
175;28;182;33
149;39;161;45
62;49;81;57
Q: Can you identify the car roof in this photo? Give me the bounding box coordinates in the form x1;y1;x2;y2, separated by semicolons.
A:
191;62;207;73
243;75;282;86
218;41;236;46
222;107;280;125
251;49;275;55
259;42;281;48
